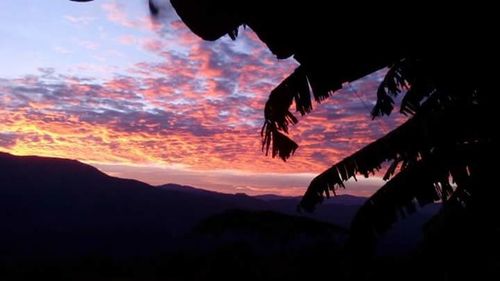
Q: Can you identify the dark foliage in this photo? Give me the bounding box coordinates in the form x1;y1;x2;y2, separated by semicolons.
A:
68;0;498;278
162;1;498;278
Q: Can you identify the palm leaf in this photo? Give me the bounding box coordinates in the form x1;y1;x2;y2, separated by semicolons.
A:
299;97;486;212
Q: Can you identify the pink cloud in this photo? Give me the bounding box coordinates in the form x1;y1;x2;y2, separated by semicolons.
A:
101;1;163;32
101;2;135;28
142;39;164;53
118;35;137;45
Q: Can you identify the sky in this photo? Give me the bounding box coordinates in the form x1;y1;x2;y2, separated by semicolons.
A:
0;0;404;196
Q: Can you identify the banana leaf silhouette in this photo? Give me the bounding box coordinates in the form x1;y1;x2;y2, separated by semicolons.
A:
71;1;498;274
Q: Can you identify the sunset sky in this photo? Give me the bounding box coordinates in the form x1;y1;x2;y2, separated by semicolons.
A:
0;0;404;196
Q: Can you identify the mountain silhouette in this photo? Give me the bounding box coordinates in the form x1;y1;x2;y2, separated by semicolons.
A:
0;152;270;259
0;152;355;280
1;152;434;262
0;152;446;280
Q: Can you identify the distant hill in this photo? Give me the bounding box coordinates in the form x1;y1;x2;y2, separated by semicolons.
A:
159;183;220;194
254;194;301;201
0;152;268;259
0;152;437;262
159;183;367;227
158;183;255;201
1;152;359;260
255;193;366;205
157;174;440;256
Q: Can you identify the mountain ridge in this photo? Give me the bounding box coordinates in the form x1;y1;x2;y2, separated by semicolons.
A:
1;152;436;260
0;152;353;259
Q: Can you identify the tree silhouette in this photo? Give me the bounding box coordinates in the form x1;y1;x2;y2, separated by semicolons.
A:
165;0;496;248
73;0;498;277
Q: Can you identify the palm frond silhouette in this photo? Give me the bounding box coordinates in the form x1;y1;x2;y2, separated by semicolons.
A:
73;1;498;275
